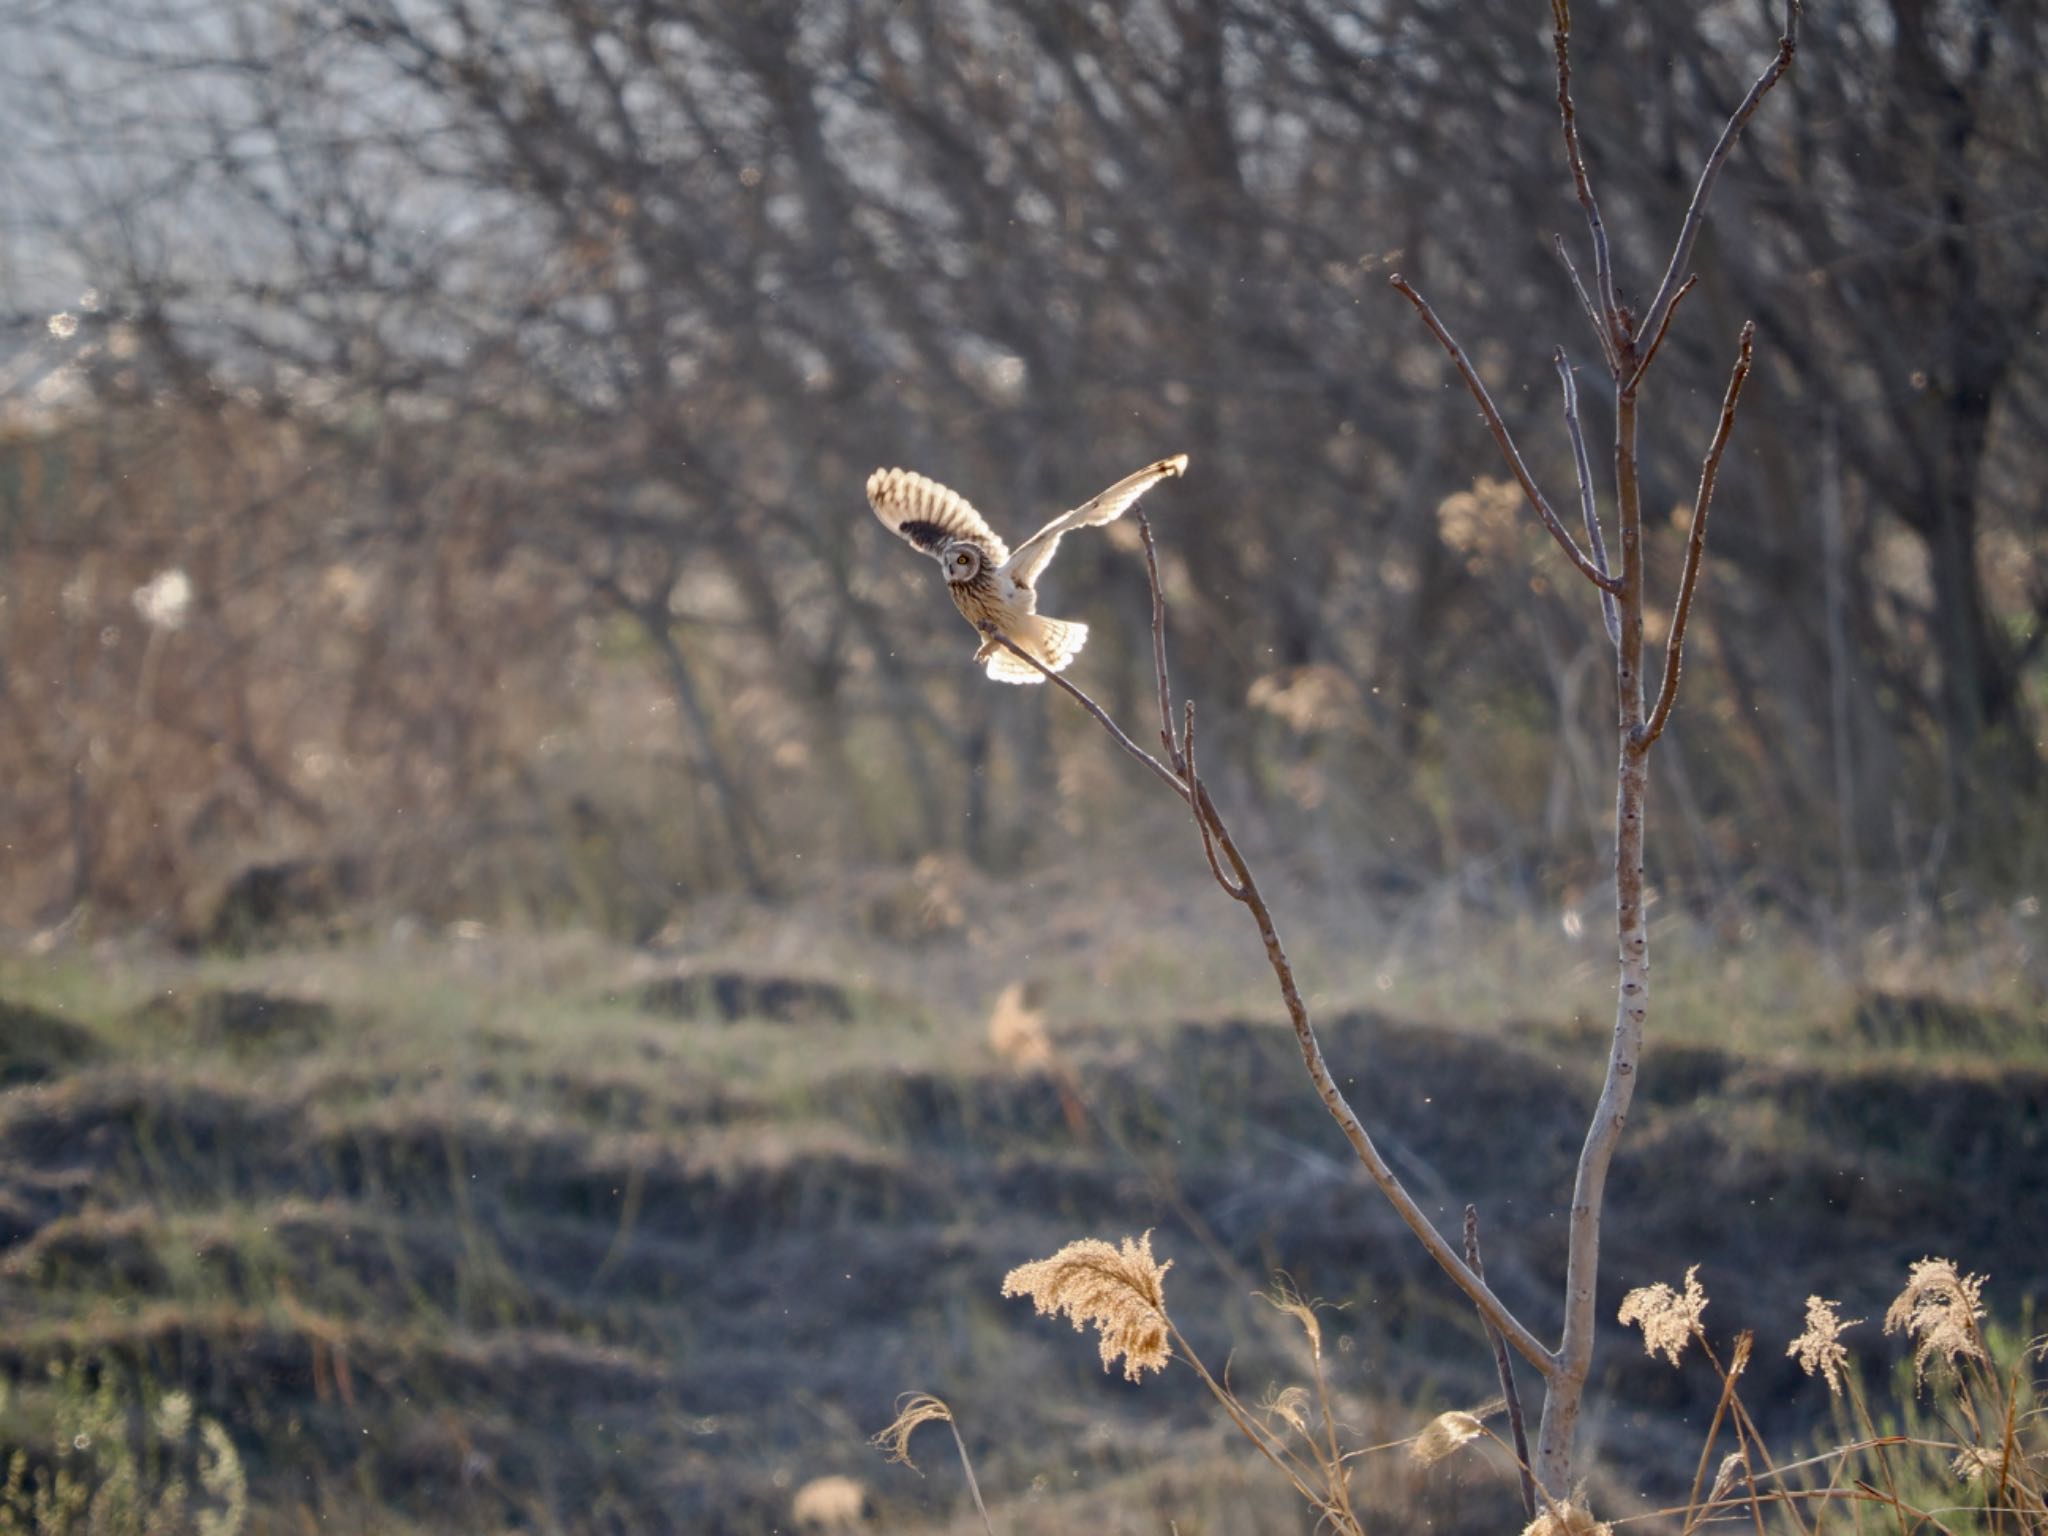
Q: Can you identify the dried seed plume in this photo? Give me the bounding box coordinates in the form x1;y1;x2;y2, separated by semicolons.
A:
1520;1501;1613;1536
1707;1451;1747;1505
1786;1294;1861;1395
1410;1411;1486;1466
1618;1265;1708;1367
987;981;1054;1072
872;1392;956;1471
1262;1278;1324;1357
1002;1232;1172;1382
1951;1445;2009;1484
1884;1257;1988;1386
1263;1384;1313;1436
790;1473;869;1530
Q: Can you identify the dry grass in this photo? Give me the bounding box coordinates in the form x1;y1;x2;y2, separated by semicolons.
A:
1611;1260;2048;1533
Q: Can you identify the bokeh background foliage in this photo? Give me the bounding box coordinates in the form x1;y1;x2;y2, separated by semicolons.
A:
2;0;2044;933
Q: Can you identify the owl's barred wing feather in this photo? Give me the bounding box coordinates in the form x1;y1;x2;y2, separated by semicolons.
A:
867;468;1011;566
1004;454;1187;589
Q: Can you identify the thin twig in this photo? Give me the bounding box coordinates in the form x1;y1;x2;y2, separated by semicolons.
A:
1553;234;1619;375
1466;1205;1537;1524
1391;274;1622;595
1184;702;1246;900
992;632;1189;801
1137;511;1183;772
1642;321;1755;747
1195;775;1553;1372
1629;273;1698;388
1634;1;1801;360
1553;348;1622;651
1551;0;1620;347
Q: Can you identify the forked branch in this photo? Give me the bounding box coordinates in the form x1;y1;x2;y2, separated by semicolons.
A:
998;629;1190;802
1390;275;1623;595
1631;273;1698;386
1642;322;1756;747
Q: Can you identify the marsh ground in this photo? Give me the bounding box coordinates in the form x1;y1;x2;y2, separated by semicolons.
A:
3;853;2045;1533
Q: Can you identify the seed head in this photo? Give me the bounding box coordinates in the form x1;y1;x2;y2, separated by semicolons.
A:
1619;1265;1708;1367
1787;1295;1862;1396
1884;1257;1987;1387
1002;1233;1172;1382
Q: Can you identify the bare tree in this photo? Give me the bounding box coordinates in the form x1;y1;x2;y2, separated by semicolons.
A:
979;0;1798;1502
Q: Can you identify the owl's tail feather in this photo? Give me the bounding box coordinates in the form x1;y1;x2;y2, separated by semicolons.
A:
982;615;1089;684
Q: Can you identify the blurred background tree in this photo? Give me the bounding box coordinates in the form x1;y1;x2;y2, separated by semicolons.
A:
1;0;2042;937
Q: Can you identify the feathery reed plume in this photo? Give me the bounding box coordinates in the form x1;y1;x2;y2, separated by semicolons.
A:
1263;1384;1313;1436
1520;1500;1613;1536
987;981;1054;1072
1002;1233;1172;1382
870;1392;995;1536
872;1393;956;1470
790;1473;869;1530
1411;1411;1487;1466
1950;1445;2009;1483
1883;1257;1988;1385
1618;1266;1708;1367
1262;1278;1324;1357
1786;1294;1861;1395
1707;1450;1746;1505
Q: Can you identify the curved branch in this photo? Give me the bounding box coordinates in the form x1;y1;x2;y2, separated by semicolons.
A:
1551;0;1621;345
1553;349;1621;652
1635;2;1801;357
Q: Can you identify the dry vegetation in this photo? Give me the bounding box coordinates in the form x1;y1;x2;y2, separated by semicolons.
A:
0;882;2043;1532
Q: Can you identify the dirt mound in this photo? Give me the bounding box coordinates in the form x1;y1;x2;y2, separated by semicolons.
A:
638;968;860;1024
133;987;339;1051
195;856;366;953
0;997;99;1086
1849;989;2043;1052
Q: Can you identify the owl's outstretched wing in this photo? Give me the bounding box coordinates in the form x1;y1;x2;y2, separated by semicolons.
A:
867;468;1011;567
1003;454;1187;589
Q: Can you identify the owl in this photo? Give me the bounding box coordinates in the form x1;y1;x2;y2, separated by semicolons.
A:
867;455;1187;683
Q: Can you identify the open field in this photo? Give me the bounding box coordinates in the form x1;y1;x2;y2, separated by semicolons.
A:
3;852;2044;1533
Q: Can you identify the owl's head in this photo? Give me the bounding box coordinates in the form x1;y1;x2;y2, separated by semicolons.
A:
940;541;984;585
